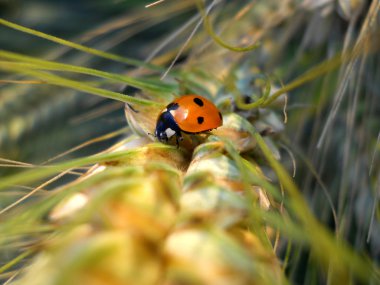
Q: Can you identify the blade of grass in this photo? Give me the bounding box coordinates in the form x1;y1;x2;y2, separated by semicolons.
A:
0;18;162;71
196;0;260;52
0;250;33;274
0;62;159;106
0;50;177;93
0;143;177;192
41;128;128;165
253;131;377;283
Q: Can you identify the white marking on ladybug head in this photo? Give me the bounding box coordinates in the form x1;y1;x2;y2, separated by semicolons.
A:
164;128;176;138
170;109;188;119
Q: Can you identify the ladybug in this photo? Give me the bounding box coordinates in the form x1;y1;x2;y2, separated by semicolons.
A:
154;95;223;146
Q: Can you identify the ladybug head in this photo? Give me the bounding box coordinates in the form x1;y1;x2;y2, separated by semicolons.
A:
154;111;181;144
155;126;168;142
155;123;178;143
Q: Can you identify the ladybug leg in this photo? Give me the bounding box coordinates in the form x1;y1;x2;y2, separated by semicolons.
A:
175;132;183;148
147;132;156;138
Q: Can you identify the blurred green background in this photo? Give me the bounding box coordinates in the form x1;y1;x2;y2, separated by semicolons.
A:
0;0;379;284
0;0;195;165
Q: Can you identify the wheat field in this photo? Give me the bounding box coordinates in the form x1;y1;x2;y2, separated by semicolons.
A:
0;1;379;284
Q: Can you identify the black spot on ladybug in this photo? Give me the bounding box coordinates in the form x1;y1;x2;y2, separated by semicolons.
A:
197;116;204;124
218;112;222;121
167;102;179;111
193;97;204;107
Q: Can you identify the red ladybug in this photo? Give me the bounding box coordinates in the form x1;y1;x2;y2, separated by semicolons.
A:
155;95;223;146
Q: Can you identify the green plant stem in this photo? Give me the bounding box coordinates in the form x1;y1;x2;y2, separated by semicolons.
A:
0;18;162;71
195;0;260;52
0;62;159;106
